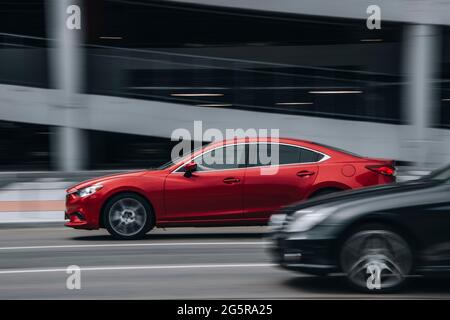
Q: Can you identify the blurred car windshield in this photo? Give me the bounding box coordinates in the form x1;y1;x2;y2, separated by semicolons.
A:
425;164;450;182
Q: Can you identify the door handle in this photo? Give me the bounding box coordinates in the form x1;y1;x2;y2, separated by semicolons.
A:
223;177;240;184
297;170;315;177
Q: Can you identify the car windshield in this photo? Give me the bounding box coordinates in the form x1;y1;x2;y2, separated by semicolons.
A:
156;158;183;170
155;142;210;170
424;164;450;182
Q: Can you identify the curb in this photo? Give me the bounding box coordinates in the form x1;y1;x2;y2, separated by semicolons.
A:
0;221;64;229
0;211;64;229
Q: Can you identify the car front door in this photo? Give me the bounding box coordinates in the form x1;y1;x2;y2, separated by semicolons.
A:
163;144;246;223
243;143;321;220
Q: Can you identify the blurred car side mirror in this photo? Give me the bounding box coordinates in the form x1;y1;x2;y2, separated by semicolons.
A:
184;162;197;177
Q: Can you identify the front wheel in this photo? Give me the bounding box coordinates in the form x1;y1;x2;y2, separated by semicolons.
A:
103;193;154;240
340;226;413;293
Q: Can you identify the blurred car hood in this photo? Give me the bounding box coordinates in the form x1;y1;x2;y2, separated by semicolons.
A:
285;179;438;214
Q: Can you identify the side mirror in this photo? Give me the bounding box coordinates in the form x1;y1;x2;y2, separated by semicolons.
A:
184;162;197;177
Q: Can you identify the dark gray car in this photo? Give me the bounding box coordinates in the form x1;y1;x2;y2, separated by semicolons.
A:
269;164;450;292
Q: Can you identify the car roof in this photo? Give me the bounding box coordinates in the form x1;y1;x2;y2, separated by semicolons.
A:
200;137;365;162
206;137;312;147
204;137;335;154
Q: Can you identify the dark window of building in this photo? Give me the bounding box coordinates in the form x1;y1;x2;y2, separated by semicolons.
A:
439;28;450;128
85;1;404;124
87;130;185;170
0;1;49;88
0;120;50;170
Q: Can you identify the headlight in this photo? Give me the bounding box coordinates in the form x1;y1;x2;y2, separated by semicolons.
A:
268;214;287;231
285;208;333;233
77;184;103;197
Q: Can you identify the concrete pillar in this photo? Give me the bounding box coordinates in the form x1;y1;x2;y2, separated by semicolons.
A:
401;25;441;168
46;0;86;171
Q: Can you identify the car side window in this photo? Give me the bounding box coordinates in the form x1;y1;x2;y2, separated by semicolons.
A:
193;144;246;171
248;143;324;166
300;148;325;163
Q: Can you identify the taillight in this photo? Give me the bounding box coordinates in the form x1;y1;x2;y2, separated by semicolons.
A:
366;165;396;176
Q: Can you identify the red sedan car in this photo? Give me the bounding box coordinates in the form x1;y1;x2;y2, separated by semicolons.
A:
65;138;396;239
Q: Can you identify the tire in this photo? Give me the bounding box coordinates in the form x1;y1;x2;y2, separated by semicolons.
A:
339;224;413;293
103;193;154;240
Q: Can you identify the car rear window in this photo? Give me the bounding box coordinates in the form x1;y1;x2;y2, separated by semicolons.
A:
249;143;324;166
310;142;362;158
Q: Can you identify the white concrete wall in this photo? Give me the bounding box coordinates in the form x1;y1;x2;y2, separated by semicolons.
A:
171;0;450;26
1;83;450;165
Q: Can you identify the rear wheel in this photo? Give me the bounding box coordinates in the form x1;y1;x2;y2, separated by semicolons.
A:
103;193;154;240
340;225;413;293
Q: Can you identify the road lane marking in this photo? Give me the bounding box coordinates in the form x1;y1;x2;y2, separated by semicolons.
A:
0;241;270;251
0;263;276;275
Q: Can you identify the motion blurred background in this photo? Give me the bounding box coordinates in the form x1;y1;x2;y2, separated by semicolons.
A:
0;0;449;222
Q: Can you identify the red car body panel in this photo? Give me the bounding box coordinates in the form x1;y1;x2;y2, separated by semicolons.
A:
65;138;395;230
164;168;246;222
243;164;319;220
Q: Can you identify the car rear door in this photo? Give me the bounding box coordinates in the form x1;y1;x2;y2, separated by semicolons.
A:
243;143;321;220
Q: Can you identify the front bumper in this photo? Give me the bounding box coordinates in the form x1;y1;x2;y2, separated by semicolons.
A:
64;192;102;230
65;211;90;228
269;232;338;275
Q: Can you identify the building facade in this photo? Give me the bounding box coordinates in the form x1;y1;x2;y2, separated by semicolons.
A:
0;0;449;170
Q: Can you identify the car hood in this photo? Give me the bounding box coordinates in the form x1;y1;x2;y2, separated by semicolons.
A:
66;170;148;192
285;178;439;214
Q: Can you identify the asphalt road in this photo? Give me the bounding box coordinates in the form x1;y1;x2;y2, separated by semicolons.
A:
0;226;449;299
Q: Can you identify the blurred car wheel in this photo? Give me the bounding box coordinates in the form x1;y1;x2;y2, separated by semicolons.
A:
104;193;154;240
340;224;413;293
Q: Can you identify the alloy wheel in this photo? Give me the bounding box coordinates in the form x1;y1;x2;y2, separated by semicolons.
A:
108;197;148;237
